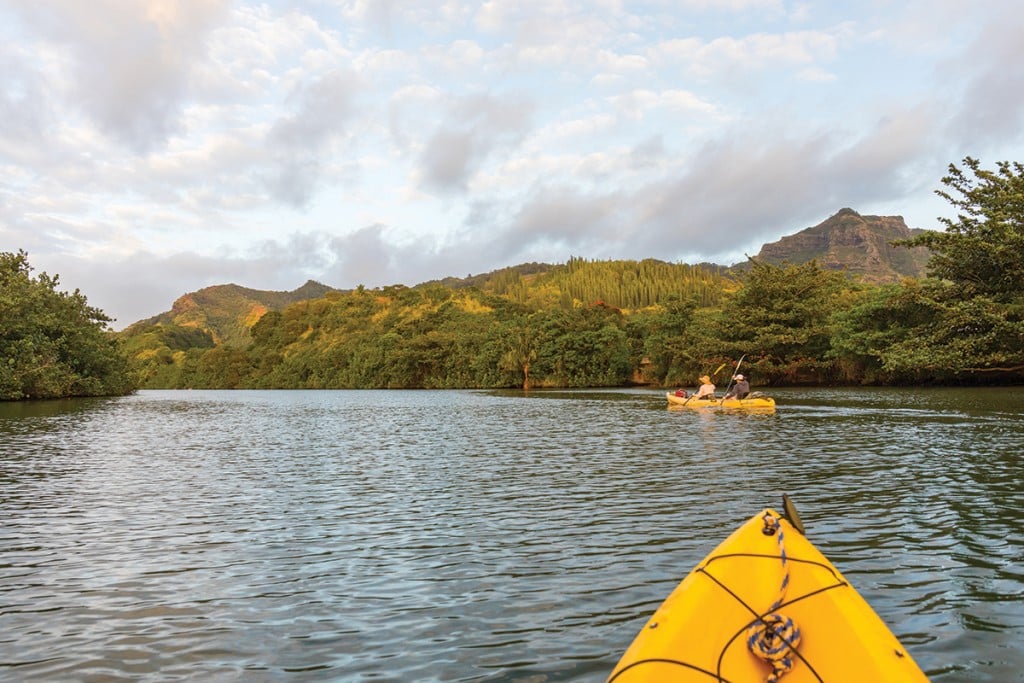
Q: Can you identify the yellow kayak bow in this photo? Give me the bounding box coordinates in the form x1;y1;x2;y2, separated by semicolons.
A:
608;506;928;682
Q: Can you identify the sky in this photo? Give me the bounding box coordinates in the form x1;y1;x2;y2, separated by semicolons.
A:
3;0;1023;329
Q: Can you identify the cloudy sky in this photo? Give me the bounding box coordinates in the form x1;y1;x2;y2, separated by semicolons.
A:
3;0;1023;328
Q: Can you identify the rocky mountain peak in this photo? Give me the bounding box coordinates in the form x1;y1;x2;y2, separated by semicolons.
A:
752;208;931;282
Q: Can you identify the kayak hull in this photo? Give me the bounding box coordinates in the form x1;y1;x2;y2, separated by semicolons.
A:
608;509;928;682
666;392;776;410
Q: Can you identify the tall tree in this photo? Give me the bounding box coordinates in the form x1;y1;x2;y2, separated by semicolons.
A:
0;251;134;399
500;317;539;390
709;259;854;384
903;157;1024;299
828;282;938;383
631;295;699;385
893;158;1024;379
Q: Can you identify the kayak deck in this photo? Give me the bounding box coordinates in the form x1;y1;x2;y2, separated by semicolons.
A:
666;392;776;410
608;509;928;682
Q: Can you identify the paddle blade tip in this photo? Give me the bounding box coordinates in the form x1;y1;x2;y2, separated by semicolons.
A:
782;493;806;535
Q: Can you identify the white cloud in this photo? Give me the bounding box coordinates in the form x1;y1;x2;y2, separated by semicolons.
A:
650;29;839;82
610;88;719;121
415;92;534;193
7;0;231;153
2;0;1023;329
944;13;1024;143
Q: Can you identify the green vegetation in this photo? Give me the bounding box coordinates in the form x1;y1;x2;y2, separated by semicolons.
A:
882;158;1024;380
127;283;645;389
124;280;338;347
1;251;134;400
710;259;856;384
8;158;1021;396
121;158;1024;390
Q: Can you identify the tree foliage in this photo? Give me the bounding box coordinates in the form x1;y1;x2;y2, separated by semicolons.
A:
1;251;134;400
699;260;856;384
119;158;1024;391
903;157;1024;299
828;282;937;383
887;157;1024;379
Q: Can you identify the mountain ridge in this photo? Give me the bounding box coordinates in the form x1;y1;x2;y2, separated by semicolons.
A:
125;280;339;347
126;208;932;345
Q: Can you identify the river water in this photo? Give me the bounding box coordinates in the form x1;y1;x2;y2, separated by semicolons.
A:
1;387;1021;681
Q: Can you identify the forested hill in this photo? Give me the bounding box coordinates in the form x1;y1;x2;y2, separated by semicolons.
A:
124;208;929;345
124;280;338;347
450;257;730;309
123;259;732;355
118;207;938;388
17;158;1024;396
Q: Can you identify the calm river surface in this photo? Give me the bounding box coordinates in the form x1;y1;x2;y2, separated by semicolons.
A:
1;387;1022;681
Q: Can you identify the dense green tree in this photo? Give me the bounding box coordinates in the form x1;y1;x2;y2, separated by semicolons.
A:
499;317;539;390
828;282;938;383
121;323;215;388
194;347;254;389
890;158;1024;380
708;259;855;384
550;257;727;309
901;158;1024;298
628;295;699;386
530;304;632;387
0;250;134;399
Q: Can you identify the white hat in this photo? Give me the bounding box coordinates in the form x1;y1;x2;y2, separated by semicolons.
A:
735;374;745;380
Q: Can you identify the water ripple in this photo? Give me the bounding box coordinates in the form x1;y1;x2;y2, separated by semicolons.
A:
1;387;1022;681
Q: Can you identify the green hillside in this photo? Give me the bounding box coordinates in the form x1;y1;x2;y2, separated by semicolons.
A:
120;258;737;390
124;280;338;347
118;173;1024;390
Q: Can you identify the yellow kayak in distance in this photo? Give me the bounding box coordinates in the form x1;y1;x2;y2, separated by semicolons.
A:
666;392;776;410
608;505;929;682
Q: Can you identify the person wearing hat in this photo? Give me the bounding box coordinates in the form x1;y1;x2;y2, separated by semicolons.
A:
724;374;750;400
692;374;716;401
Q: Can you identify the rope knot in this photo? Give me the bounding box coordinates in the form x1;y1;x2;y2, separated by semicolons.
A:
747;514;801;682
747;613;802;682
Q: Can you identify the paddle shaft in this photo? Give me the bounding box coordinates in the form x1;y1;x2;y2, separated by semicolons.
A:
721;354;746;399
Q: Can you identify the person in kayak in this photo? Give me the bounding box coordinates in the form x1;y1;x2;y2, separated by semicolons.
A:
693;375;716;400
724;374;750;400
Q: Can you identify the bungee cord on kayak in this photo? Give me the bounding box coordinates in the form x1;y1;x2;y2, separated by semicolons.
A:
746;513;802;682
606;503;929;682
